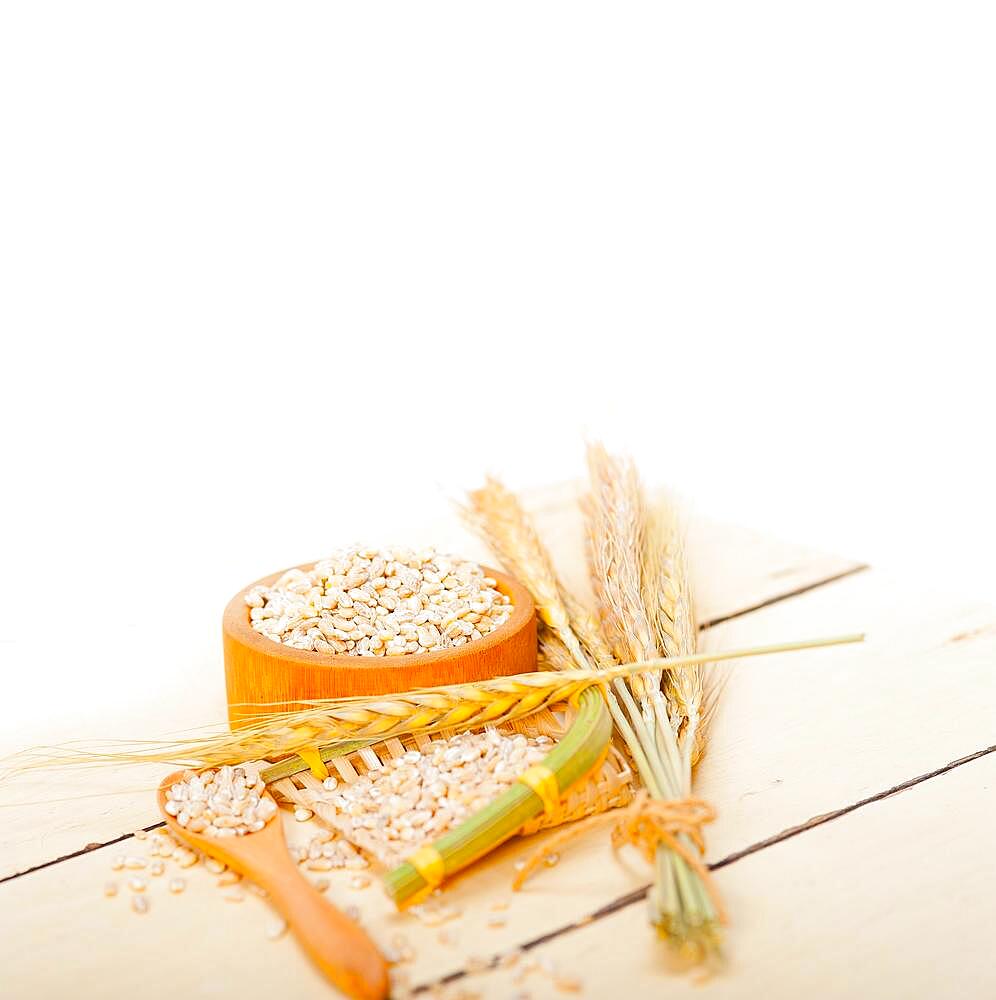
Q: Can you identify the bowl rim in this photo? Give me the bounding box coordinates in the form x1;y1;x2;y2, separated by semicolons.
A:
223;561;535;671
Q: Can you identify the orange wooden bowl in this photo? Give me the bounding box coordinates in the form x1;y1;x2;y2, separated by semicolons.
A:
223;563;537;725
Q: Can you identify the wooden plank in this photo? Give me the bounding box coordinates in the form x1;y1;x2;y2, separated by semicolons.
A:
695;566;996;859
0;492;859;878
435;748;996;999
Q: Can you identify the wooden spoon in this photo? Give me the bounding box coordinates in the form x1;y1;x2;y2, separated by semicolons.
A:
157;770;389;1000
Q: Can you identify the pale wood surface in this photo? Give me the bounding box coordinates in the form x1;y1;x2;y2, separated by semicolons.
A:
0;489;860;879
4;485;991;999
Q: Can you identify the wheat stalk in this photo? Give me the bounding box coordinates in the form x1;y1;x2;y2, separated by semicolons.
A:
2;640;859;777
643;497;703;770
583;446;677;774
464;479;665;791
463;480;595;671
584;444;658;666
463;481;639;684
466;471;852;958
5;671;594;773
583;443;719;957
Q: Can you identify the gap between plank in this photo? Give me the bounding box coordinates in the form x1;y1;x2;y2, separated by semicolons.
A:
698;564;868;630
412;740;996;994
0;561;868;884
0;822;166;886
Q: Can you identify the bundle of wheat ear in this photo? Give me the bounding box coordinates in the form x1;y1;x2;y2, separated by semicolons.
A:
455;449;790;961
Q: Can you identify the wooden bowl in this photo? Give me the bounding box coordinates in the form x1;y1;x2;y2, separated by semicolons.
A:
223;563;537;725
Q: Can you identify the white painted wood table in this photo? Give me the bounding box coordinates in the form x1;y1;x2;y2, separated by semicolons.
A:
2;484;994;998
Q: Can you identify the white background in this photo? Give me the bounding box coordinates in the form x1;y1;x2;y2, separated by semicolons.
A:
1;4;993;730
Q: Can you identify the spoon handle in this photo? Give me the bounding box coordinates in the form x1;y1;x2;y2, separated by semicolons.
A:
257;854;389;1000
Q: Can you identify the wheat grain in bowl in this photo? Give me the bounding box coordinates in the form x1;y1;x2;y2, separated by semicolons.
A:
244;545;514;656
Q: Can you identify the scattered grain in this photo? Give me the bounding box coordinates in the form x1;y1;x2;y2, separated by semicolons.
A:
514;957;540;984
168;878;186;894
149;833;177;857
103;881;118;898
410;900;463;926
131;895;149;915
386;933;416;962
265;916;288;941
554;974;583;993
499;949;524;969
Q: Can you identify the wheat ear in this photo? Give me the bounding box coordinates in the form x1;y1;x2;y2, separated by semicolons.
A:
643;497;704;772
3;637;861;778
463;479;596;671
583;443;719;956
